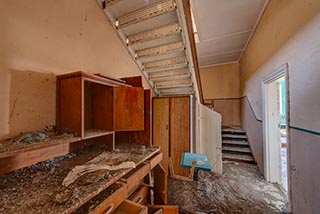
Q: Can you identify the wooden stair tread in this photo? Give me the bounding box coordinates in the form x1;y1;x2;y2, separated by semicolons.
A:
222;153;254;162
222;140;249;146
222;134;247;139
222;128;246;134
222;146;251;153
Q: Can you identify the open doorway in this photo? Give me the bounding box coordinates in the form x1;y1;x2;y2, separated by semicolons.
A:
262;64;290;198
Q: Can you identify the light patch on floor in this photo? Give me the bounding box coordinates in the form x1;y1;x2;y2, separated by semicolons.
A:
281;136;288;192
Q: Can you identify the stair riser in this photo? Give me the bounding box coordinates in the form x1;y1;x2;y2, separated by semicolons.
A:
117;0;176;28
136;41;184;59
222;138;248;142
127;23;181;46
222;150;252;155
222;143;250;147
222;131;246;136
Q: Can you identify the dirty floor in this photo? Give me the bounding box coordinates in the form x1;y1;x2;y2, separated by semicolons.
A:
168;162;289;214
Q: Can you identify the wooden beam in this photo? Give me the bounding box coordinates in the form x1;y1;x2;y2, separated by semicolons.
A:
181;0;204;104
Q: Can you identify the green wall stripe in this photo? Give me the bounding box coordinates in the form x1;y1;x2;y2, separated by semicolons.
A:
243;96;320;136
289;125;320;136
207;96;319;136
206;97;240;101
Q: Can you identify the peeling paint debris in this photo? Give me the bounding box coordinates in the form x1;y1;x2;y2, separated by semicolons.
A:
168;163;290;214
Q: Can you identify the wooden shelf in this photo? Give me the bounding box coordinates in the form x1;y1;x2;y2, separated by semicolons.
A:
83;129;114;139
0;135;81;175
57;71;145;137
57;71;132;87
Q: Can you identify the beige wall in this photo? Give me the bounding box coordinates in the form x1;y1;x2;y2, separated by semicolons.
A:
200;63;240;126
0;0;147;140
200;62;240;99
240;0;320;95
240;0;320;213
214;99;240;127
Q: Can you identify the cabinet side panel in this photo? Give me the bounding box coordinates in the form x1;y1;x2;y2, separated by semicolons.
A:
84;82;93;130
153;98;169;171
114;87;144;131
154;163;168;205
170;97;190;177
57;77;82;137
92;85;113;131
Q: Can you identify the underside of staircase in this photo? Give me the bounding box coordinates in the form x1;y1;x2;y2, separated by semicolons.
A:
96;0;203;102
222;127;256;164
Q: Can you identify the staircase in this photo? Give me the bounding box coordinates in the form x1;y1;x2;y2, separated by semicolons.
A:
222;127;255;164
96;0;203;102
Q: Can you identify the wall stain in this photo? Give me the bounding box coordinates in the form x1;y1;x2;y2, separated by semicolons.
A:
9;93;19;121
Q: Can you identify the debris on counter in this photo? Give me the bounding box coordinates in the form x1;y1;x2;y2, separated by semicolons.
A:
0;128;75;154
0;143;159;214
63;152;136;186
18;131;48;143
44;125;56;132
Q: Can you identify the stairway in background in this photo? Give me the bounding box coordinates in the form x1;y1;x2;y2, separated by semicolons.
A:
96;0;202;100
222;127;255;164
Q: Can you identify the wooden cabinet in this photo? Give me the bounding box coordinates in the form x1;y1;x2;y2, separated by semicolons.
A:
114;87;144;131
73;149;169;214
128;183;150;205
57;71;145;139
121;163;150;193
114;200;148;214
153;97;190;177
148;205;179;214
75;182;127;214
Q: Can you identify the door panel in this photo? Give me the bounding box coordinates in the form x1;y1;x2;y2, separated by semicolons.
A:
169;97;190;177
114;87;144;131
266;81;281;183
153;98;170;171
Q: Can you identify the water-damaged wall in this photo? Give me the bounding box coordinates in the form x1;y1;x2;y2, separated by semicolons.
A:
0;0;147;139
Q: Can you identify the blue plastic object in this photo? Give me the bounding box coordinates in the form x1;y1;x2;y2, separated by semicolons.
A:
180;152;211;171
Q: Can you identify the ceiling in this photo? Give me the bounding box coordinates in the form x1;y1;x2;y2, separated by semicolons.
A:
190;0;268;67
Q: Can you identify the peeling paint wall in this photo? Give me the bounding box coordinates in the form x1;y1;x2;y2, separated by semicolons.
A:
0;0;146;139
239;0;320;212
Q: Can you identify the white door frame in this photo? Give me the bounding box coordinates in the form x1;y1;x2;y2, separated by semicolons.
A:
262;63;291;199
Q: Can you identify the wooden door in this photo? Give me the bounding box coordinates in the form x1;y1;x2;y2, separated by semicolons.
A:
153;98;170;171
169;97;190;177
114;87;144;131
130;90;152;145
